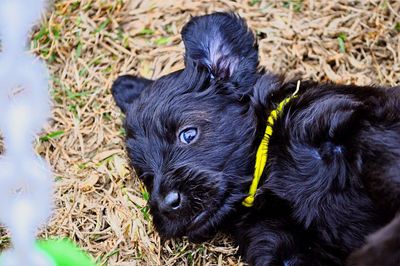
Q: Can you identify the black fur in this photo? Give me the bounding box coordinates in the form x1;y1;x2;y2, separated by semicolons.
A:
347;214;400;266
112;12;400;265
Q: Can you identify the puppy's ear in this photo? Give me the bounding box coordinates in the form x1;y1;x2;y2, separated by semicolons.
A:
182;12;258;86
111;75;153;113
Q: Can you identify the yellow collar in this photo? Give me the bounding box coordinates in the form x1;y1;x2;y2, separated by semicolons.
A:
242;81;300;207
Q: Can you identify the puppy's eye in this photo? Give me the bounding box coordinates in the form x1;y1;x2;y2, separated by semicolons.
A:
179;128;198;144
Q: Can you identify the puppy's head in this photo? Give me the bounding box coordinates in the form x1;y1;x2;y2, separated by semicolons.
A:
112;13;277;241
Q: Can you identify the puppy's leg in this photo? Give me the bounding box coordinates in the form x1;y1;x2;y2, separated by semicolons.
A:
234;216;299;266
362;158;400;216
347;214;400;266
234;214;342;266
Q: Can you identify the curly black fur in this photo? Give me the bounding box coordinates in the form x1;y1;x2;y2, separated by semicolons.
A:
112;12;400;266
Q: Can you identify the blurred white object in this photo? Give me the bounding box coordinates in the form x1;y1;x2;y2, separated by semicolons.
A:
0;0;53;265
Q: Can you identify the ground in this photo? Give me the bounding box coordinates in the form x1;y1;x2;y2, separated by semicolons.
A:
0;0;399;265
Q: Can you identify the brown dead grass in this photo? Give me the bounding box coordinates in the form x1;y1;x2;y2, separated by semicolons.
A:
2;0;399;265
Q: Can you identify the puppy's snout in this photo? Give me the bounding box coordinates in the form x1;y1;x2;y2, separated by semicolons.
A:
161;191;182;212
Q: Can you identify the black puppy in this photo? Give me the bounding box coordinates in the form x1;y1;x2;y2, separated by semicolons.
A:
112;12;400;265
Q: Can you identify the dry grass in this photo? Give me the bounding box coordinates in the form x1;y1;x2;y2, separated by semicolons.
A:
1;0;399;265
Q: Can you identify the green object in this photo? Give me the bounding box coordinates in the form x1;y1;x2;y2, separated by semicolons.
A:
37;239;96;266
337;33;347;53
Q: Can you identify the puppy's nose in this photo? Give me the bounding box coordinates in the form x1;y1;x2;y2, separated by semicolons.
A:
162;191;181;211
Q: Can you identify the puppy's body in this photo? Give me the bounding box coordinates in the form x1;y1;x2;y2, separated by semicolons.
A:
232;80;400;265
112;13;400;265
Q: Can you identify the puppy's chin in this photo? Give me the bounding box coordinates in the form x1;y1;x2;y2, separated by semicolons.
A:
149;206;188;238
186;210;223;243
153;192;245;243
154;210;221;243
152;207;218;241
